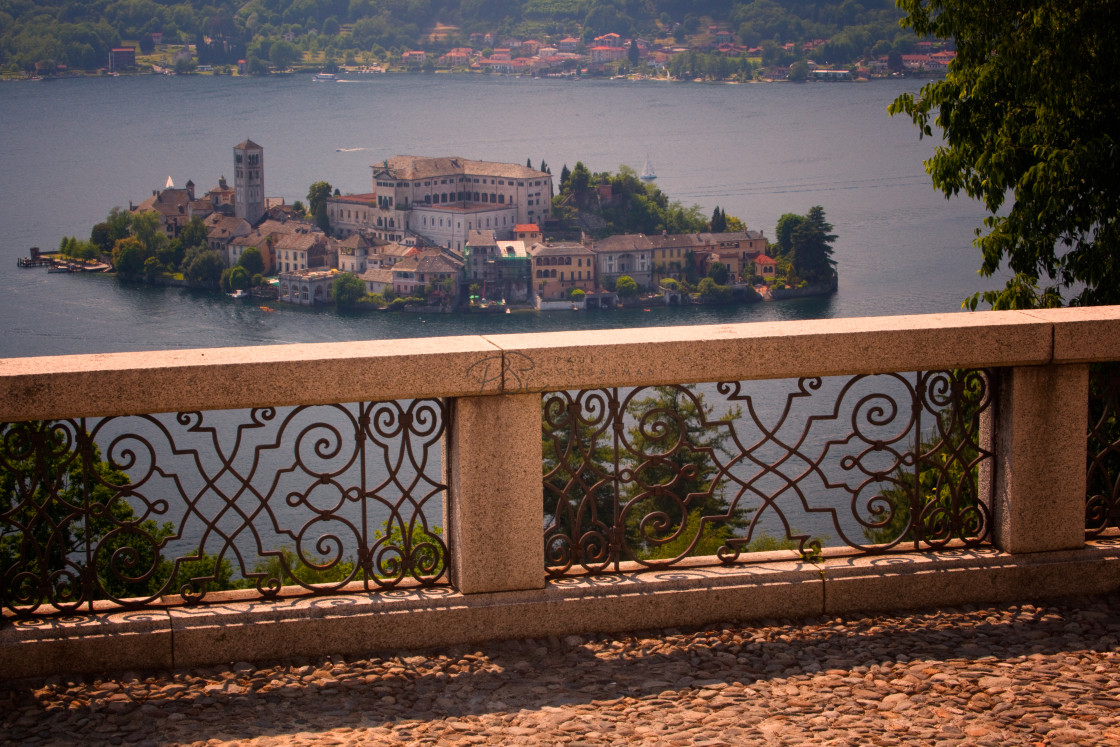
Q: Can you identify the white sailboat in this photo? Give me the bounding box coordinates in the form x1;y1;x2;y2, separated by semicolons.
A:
640;156;657;181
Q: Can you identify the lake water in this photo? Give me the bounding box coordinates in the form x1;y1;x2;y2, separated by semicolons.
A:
0;73;994;358
0;74;998;561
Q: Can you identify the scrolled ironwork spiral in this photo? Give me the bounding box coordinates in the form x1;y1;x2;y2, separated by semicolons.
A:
1;398;450;621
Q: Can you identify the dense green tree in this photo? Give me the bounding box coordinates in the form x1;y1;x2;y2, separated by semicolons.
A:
569;161;591;194
112;236;146;279
90;222;113;255
307;180;333;233
787;59;809;82
332;272;366;307
270;39;300;69
228;265;250;291
710;206;727;233
619;386;745;559
247;54;270;75
182;247;224;288
890;0;1120;309
178;217;208;251
698;276;733;303
707;261;729;285
143;256;163;281
790;205;836;283
773;212;804;257
237;246;265;276
614;274;638;298
0;421;237;603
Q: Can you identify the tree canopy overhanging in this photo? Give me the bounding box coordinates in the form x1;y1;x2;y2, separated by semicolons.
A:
889;0;1120;309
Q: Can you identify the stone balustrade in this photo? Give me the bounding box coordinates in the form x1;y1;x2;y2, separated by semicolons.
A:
2;307;1119;680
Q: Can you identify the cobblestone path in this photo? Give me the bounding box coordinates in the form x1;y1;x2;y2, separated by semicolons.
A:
4;592;1120;745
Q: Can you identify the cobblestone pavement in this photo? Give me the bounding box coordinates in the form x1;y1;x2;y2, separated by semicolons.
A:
5;592;1120;746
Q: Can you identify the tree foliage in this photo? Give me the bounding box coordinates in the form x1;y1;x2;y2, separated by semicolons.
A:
332;272;366;307
790;205;836;283
307;180;333;234
614;274;638;298
890;0;1120;309
620;386;745;559
237;246;265;276
560;164;705;238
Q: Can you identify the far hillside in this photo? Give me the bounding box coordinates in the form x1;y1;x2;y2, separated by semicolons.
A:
1;1;917;75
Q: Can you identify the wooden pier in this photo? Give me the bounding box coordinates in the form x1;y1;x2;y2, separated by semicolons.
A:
17;247;110;272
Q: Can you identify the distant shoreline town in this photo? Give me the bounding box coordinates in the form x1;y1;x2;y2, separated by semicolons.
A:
29;140;838;313
11;26;954;84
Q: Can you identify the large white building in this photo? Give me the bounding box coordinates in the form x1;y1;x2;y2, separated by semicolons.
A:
327;156;553;252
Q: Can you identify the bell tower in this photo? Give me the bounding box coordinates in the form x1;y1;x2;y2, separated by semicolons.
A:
234;139;265;225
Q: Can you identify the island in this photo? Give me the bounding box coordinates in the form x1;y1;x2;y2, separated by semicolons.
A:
38;140;837;313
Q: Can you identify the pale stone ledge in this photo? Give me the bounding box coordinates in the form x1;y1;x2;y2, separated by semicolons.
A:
5;542;1119;681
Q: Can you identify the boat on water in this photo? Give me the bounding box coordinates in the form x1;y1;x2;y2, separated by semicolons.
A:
313;72;337;82
229;289;249;299
641;156;657;181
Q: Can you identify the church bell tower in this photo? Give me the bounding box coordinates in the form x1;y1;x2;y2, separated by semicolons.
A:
234;139;265;225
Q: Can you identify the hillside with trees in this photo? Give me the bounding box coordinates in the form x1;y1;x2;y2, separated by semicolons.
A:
1;0;915;75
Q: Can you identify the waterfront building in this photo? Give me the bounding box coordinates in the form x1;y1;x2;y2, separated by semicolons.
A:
234;139;265;225
108;47;135;72
359;267;394;295
463;230;533;303
389;252;464;301
365;156;553;253
277;268;335;305
754;254;778;279
529;241;597;300
589;234;654;290
274;231;331;274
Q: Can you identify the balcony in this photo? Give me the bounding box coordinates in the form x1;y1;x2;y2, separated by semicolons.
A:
2;307;1119;680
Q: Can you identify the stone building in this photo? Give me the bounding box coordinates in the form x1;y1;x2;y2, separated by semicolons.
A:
233;139;265;225
360;156;553;252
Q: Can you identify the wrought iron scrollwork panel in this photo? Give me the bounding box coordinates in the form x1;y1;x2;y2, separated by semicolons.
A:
544;371;994;576
1;400;448;619
1087;363;1120;536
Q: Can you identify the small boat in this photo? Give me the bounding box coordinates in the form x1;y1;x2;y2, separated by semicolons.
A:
314;72;337;82
259;305;274;312
229;289;248;299
640;156;657;181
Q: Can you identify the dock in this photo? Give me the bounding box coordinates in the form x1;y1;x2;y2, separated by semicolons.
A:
17;247;110;272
